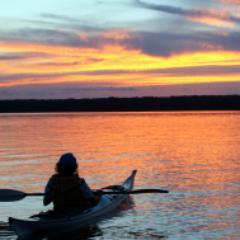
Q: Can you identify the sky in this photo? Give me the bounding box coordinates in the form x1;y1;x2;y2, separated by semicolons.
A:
1;0;240;99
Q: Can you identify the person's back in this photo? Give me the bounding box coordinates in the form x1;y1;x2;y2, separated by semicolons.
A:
44;153;99;213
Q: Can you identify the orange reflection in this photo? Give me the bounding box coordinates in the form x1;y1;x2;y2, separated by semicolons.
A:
0;112;239;192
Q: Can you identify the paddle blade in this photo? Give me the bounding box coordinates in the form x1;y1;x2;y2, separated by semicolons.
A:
0;189;27;202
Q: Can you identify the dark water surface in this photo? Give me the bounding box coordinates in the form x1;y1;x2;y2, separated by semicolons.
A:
0;111;239;239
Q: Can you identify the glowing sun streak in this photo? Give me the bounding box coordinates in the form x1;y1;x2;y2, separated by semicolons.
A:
1;39;240;88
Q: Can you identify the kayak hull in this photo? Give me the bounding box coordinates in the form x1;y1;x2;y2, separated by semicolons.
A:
9;170;137;239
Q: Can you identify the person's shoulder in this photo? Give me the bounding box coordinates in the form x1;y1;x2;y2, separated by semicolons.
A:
78;177;86;184
49;174;60;181
51;173;60;178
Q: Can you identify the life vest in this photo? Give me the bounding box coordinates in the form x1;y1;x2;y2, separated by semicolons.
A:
49;174;93;212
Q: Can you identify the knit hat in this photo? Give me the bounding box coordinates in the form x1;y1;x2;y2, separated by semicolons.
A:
58;153;77;169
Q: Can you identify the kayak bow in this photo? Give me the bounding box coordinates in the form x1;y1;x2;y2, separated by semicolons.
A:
9;170;137;239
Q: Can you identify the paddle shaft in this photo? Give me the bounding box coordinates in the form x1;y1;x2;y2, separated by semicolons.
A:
26;189;168;196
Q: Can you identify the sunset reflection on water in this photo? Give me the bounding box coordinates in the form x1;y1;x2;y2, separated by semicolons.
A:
0;111;239;239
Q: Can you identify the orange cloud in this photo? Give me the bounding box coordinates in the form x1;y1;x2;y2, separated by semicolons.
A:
221;0;240;4
101;30;132;41
188;8;235;27
189;15;234;28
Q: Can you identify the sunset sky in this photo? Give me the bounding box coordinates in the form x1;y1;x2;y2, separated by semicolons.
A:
1;0;240;99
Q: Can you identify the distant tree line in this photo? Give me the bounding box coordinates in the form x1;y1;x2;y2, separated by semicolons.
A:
0;95;239;113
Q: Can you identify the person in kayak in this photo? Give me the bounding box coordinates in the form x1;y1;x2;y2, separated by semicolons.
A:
43;153;100;213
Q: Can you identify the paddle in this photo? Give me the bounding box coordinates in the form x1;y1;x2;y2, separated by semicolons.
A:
0;188;168;202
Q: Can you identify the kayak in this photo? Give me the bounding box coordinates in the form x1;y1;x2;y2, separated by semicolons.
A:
9;170;137;238
9;170;137;239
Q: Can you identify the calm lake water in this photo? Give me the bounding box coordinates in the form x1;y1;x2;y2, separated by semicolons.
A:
0;111;239;240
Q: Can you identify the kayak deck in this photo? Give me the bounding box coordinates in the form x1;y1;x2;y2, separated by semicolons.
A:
9;170;137;239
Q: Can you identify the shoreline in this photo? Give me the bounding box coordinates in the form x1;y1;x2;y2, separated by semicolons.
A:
0;95;239;113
